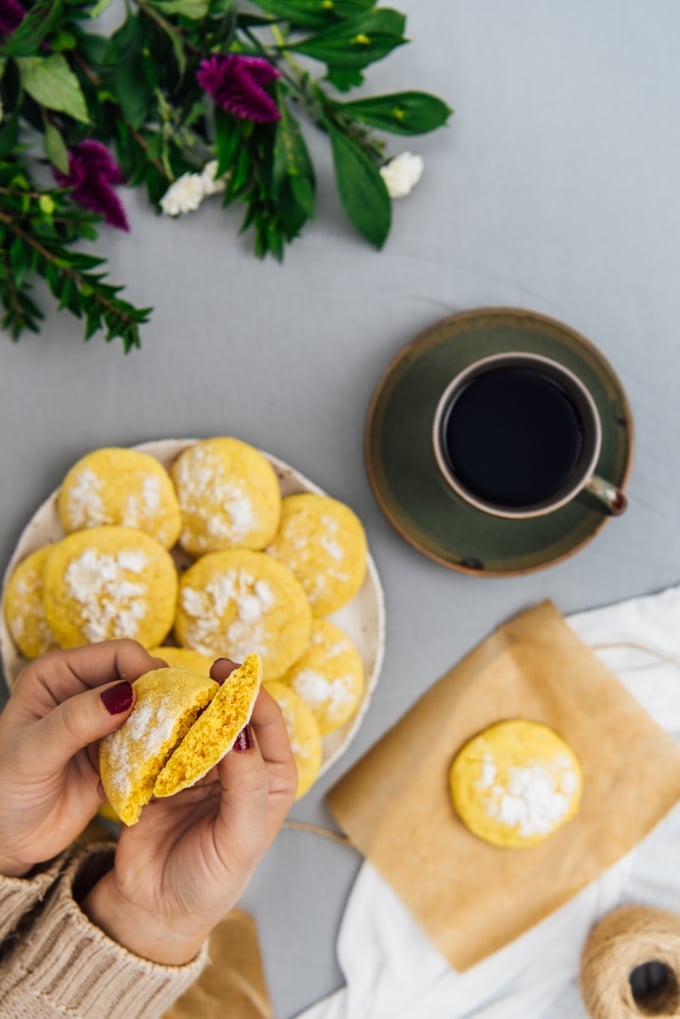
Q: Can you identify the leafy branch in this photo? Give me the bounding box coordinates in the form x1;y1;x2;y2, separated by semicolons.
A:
0;152;151;349
0;0;452;349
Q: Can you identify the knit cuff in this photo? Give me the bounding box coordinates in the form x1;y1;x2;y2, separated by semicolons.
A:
3;844;208;1019
0;855;65;942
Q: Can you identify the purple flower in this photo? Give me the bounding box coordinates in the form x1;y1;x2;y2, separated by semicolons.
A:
197;54;281;124
54;141;129;231
0;0;25;36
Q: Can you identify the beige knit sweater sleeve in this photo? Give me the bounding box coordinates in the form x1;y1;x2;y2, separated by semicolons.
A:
0;843;208;1019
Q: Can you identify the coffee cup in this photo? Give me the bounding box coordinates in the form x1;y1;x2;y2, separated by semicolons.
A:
431;352;627;520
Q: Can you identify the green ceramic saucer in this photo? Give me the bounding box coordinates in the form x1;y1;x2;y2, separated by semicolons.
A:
364;308;633;576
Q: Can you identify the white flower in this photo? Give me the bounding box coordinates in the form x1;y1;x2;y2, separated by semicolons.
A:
380;151;424;199
159;172;206;216
201;160;226;196
159;160;228;216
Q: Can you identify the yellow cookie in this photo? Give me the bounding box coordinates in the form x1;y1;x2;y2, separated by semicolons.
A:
3;546;58;659
100;667;218;825
280;619;364;735
267;493;367;616
148;646;214;675
175;549;311;680
155;654;262;797
43;526;178;649
171;437;281;555
449;720;582;849
265;681;322;800
58;448;181;549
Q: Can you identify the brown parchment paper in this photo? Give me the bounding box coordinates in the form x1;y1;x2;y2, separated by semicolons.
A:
327;600;680;972
164;909;272;1019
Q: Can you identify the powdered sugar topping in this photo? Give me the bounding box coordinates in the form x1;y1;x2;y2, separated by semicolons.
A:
122;475;162;527
65;469;106;528
476;752;579;837
180;569;276;659
104;697;180;796
9;570;53;648
292;668;356;720
175;446;259;548
65;548;149;642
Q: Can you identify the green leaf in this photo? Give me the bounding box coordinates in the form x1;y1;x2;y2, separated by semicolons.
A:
273;100;315;198
229;145;252;195
325;118;390;248
2;0;63;57
153;0;209;17
252;0;376;30
271;103;314;223
248;0;336;31
9;236;28;287
324;0;377;13
290;174;314;218
324;66;364;91
43;120;70;173
162;20;187;76
76;32;108;65
214;108;242;177
114;54;152;127
211;2;238;50
50;29;77;52
84;305;102;341
288;9;407;69
104;13;143;66
0;115;19;158
16;55;89;123
209;0;235;14
334;90;452;135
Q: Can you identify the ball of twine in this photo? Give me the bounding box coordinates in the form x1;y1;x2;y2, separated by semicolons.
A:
581;906;680;1018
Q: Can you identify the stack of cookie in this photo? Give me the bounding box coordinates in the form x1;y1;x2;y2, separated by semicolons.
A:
3;438;369;800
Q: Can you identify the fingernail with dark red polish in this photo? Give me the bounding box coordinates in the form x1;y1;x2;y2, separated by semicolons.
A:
101;681;133;715
234;726;254;752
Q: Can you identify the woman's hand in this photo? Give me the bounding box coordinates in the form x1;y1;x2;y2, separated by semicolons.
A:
0;641;162;877
83;661;296;965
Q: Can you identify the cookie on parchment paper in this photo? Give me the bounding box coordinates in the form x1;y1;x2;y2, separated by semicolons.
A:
449;719;582;849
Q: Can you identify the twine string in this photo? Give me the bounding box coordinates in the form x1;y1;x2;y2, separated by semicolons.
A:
581;906;680;1018
281;820;352;846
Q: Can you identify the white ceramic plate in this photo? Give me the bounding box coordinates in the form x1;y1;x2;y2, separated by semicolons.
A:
0;439;386;779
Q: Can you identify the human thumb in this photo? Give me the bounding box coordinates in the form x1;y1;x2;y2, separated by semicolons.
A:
32;681;134;770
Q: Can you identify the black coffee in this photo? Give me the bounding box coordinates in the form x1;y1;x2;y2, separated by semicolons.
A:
441;366;585;508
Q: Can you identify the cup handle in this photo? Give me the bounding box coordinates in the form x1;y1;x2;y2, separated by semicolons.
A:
580;474;628;516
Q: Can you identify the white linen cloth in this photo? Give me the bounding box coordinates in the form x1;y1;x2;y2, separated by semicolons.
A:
297;587;680;1019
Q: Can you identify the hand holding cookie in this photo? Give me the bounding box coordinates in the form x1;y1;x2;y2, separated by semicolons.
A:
0;640;161;877
83;664;296;965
